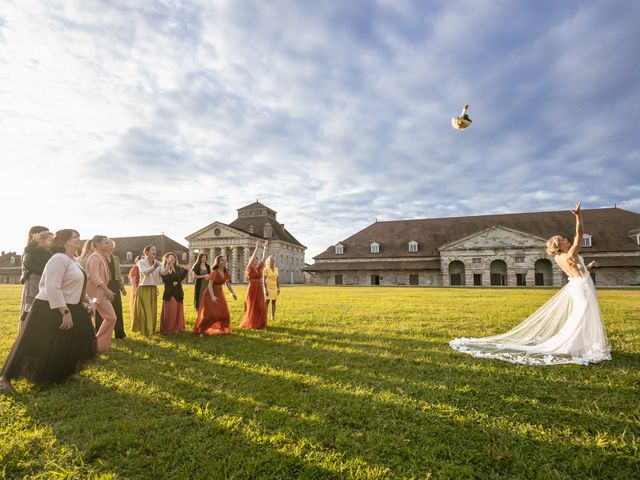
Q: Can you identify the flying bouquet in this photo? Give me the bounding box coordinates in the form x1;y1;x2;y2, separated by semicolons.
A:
452;104;472;130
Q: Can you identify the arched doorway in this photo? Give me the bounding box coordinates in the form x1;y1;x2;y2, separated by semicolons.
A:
534;259;553;286
449;260;465;285
490;260;507;286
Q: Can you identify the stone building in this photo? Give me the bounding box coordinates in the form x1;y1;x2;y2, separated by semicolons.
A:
0;251;21;284
306;207;640;287
0;235;188;285
185;202;306;284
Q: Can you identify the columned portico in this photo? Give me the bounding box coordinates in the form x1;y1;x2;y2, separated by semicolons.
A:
186;202;307;284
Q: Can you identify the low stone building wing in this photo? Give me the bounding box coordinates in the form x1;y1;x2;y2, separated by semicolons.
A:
308;207;640;287
0;251;21;284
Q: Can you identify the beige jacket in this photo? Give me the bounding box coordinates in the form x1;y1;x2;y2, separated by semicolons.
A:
86;251;110;303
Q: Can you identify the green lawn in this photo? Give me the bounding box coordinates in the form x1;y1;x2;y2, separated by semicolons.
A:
0;285;638;479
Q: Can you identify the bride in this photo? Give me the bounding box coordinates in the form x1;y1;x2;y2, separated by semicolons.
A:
450;202;611;365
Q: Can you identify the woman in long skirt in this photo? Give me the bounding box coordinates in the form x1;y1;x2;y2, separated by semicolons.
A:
239;240;268;330
133;245;162;336
0;229;96;393
193;255;237;335
450;202;611;366
191;253;210;312
128;256;141;327
160;252;188;334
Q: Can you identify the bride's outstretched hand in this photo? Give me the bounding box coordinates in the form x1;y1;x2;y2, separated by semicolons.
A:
571;201;582;216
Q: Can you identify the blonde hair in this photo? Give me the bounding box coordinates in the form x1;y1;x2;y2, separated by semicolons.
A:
35;231;54;243
546;235;563;256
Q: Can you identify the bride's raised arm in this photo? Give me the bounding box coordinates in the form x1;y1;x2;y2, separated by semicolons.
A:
568;201;583;258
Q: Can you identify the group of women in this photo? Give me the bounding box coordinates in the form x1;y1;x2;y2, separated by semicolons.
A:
0;231;281;394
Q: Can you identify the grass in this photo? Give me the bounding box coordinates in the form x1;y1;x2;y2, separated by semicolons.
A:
0;285;639;479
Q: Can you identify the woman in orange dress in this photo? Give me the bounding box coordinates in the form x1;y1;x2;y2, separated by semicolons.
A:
239;240;269;330
193;255;237;335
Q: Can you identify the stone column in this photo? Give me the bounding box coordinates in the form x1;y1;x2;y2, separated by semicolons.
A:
231;246;238;283
243;245;250;283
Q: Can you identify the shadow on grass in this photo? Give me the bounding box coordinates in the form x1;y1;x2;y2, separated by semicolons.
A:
3;328;639;479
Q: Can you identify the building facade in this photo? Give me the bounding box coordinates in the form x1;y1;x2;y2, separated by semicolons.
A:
306;207;640;287
185;202;306;284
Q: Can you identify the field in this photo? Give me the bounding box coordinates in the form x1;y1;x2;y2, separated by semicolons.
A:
0;284;639;479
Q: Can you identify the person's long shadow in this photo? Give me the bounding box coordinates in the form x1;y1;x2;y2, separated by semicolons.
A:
165;332;638;430
97;335;638;477
5;331;637;479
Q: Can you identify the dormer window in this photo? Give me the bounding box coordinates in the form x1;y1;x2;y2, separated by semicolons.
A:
636;234;640;246
408;241;418;253
126;251;133;261
582;234;592;248
249;224;254;233
10;256;15;265
264;223;272;238
370;242;380;254
335;243;344;255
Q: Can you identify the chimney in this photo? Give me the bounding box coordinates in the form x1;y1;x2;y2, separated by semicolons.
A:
1;251;4;256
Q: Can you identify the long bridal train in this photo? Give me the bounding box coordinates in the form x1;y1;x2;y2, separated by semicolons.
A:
450;257;611;366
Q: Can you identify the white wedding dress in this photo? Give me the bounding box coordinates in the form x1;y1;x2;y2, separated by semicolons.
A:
450;256;611;365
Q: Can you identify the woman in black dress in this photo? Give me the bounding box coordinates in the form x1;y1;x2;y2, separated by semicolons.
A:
0;229;96;393
191;253;210;312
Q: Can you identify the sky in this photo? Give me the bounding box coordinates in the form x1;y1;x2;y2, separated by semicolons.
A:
1;0;639;261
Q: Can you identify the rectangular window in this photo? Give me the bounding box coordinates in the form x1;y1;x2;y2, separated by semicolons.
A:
409;274;419;285
472;257;481;264
582;236;592;248
409;242;418;253
371;274;380;285
515;256;525;263
516;273;526;286
473;274;482;286
334;274;343;285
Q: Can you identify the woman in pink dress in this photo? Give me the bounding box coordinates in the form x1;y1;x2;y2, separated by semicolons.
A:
159;252;189;334
193;255;237;335
239;240;269;330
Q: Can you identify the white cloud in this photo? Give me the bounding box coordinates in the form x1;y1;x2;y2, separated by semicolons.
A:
1;0;638;260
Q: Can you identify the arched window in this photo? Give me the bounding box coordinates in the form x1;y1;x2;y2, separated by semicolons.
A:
335;243;344;255
534;259;553;286
582;234;592;248
126;251;133;261
490;260;507;286
370;242;380;254
448;260;465;285
182;252;188;261
264;223;272;238
408;241;418;253
10;256;15;265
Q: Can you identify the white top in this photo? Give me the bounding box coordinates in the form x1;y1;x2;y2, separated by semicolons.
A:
138;257;163;286
36;253;86;309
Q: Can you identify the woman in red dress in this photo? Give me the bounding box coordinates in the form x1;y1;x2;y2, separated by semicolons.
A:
239;240;269;330
193;255;237;335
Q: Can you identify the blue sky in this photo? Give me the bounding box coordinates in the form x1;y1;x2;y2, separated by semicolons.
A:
1;0;639;261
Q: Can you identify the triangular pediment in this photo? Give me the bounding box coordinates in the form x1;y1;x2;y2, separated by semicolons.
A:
439;226;547;251
186;221;255;240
